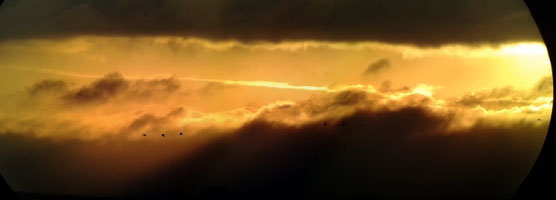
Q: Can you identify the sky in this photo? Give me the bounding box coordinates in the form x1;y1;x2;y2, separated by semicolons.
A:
0;0;553;199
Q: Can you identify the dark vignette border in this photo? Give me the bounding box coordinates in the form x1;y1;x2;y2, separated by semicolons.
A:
0;0;19;199
512;1;556;199
0;2;19;200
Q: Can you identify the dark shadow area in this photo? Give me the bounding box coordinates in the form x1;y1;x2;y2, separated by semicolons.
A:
512;1;556;199
120;107;543;200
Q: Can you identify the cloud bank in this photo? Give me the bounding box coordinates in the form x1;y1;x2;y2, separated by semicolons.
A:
0;0;542;46
0;73;552;199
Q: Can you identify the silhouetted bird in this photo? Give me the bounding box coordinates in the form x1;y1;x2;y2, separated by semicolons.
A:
180;132;183;135
162;134;165;137
143;134;147;136
324;122;327;126
538;118;541;121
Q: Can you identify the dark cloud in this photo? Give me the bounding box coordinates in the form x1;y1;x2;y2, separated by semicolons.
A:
532;75;553;97
128;77;181;99
0;132;211;197
363;58;391;75
454;86;522;109
125;107;185;133
127;114;158;132
0;96;548;199
125;107;545;199
3;73;550;199
457;98;531;110
27;79;68;97
332;90;367;106
378;80;411;93
0;0;542;46
25;72;183;105
272;90;376;119
62;72;129;104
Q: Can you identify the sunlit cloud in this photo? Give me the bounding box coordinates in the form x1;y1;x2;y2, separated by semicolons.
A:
0;71;550;141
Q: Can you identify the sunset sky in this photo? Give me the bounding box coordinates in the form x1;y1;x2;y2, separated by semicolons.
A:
0;0;553;199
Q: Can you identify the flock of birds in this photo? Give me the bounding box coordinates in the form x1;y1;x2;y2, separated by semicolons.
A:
143;132;183;137
142;121;350;138
141;119;541;138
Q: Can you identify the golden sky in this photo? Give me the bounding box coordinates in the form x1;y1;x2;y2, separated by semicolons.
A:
0;36;552;139
0;36;552;197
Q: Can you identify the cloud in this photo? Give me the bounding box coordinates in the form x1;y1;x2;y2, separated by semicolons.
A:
128;76;181;99
0;0;542;46
26;72;183;106
532;75;553;97
9;73;551;139
0;131;213;197
0;73;551;199
125;106;546;199
27;79;68;97
377;80;411;93
62;72;129;104
453;77;553;110
125;107;185;133
363;58;391;75
1;103;547;198
196;82;234;96
0;73;189;140
332;90;368;106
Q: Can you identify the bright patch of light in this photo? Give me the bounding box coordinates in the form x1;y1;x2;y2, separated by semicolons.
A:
500;43;548;56
412;84;435;97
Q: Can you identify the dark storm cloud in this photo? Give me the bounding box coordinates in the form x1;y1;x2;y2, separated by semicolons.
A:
0;86;548;199
126;107;545;199
0;132;210;197
0;0;542;46
363;58;391;75
3;74;550;198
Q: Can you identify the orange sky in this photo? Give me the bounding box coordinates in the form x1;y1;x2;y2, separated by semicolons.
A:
0;37;552;141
